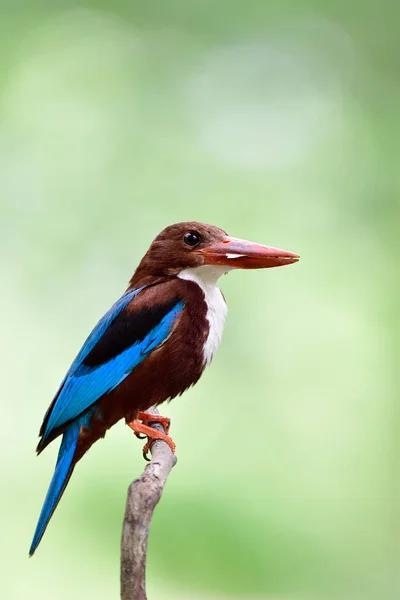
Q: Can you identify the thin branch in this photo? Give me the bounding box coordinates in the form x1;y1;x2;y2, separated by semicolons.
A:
121;406;177;600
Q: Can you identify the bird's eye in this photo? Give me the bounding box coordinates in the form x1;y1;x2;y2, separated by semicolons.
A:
183;231;201;247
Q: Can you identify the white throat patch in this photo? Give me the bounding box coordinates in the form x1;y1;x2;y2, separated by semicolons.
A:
178;265;229;366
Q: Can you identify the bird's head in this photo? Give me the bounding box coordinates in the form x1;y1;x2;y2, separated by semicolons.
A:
130;222;299;286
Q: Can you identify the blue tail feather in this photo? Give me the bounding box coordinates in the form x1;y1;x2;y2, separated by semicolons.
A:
29;412;92;556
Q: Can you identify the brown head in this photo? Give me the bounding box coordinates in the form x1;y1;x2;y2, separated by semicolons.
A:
130;221;299;287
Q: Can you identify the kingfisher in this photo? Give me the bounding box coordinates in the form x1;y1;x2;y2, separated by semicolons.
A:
30;221;299;555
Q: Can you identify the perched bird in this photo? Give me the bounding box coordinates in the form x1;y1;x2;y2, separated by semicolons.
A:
30;221;299;555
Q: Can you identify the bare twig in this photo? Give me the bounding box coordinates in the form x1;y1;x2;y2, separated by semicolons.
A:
120;406;177;600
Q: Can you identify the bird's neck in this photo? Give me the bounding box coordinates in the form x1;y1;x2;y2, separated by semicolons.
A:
129;264;231;291
128;265;229;367
127;271;169;290
178;265;229;366
177;265;230;290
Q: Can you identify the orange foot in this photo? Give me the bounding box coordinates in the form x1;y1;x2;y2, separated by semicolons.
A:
127;412;175;461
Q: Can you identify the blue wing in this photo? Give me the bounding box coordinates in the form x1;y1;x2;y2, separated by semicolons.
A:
40;287;184;445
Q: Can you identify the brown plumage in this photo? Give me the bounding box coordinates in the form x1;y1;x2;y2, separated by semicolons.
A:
74;277;209;462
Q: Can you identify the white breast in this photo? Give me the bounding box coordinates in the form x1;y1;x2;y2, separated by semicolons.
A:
178;265;229;365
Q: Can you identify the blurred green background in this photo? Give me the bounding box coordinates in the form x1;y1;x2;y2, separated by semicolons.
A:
1;1;397;599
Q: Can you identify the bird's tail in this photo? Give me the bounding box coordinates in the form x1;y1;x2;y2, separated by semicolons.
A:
29;416;86;556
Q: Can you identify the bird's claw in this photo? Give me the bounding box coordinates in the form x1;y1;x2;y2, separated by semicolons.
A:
142;441;151;461
127;413;175;460
137;412;171;436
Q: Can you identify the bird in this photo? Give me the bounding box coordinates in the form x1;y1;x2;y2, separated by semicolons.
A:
30;221;299;555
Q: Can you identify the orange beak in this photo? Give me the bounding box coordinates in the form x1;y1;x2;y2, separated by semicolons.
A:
198;236;300;269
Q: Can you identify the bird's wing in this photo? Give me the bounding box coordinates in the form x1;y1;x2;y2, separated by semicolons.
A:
39;286;184;446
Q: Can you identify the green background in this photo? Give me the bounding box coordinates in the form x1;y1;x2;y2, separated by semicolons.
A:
1;2;397;599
